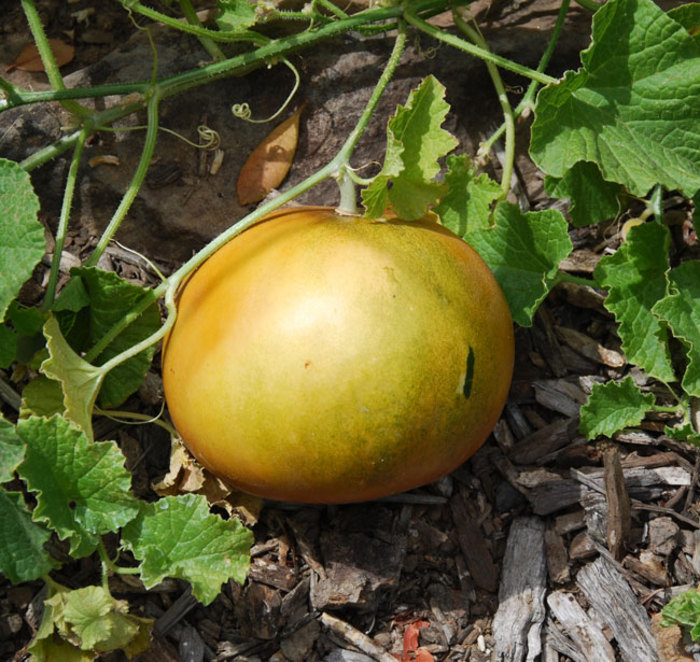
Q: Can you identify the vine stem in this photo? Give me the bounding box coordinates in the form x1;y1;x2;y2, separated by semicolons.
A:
19;0;89;119
453;11;514;197
177;0;226;61
41;128;90;312
84;92;161;268
479;0;571;156
94;407;178;437
6;0;438;113
86;26;408;376
403;7;558;86
555;270;601;289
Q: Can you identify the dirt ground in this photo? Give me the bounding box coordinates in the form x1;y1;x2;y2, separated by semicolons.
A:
1;1;699;661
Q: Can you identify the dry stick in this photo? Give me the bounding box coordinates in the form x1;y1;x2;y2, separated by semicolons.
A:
320;612;397;662
603;446;631;561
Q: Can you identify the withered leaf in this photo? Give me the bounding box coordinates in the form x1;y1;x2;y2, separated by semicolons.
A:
7;38;75;73
237;104;305;206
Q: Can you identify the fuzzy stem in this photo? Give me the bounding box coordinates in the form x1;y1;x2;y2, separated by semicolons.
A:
479;0;571;155
177;0;226;60
555;270;601;289
41;128;90;312
453;12;514;197
19;0;89;119
84;93;161;268
403;7;558;86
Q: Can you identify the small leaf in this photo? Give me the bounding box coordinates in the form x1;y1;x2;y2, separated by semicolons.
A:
580;376;655;439
0;489;57;583
653;260;700;396
544;161;624;227
594;222;676;383
122;494;253;605
665;422;700;446
7;39;75;73
362;76;458;220
0;415;25;481
0;158;45;322
237;105;304;205
16;415;140;558
216;0;257;32
41;315;104;438
661;588;700;641
61;586;152;653
434;155;502;236
465;202;573;326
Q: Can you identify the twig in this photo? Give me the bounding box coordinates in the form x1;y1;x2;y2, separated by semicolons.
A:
320;612;397;662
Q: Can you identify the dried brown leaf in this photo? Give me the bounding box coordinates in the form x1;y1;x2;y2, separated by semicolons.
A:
153;439;206;495
7;39;75;73
153;438;262;524
237;104;305;205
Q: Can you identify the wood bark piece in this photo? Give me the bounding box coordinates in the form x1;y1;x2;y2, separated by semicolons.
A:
310;507;405;612
556;325;625;367
544;525;570;584
545;619;585;662
492;517;546;662
527;478;587;516
604;446;631;560
509;418;579;465
576;556;658;662
546;590;615;661
532;379;587;418
450;488;498;592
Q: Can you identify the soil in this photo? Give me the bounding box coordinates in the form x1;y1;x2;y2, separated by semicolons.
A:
1;2;698;662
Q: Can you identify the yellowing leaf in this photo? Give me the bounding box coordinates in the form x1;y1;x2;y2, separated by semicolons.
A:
7;39;75;73
236;105;304;205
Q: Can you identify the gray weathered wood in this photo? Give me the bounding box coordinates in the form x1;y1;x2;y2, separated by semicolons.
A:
492;517;547;662
576;557;658;662
547;590;615;662
546;618;585;662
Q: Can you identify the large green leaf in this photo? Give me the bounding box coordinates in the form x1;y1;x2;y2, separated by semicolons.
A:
0;489;56;583
67;268;160;409
122;494;253;605
0;158;45;321
465;202;573;326
594;222;675;383
362;76;458;220
653;260;700;396
531;0;700;197
544;161;624;227
16;415;140;558
0;415;25;482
